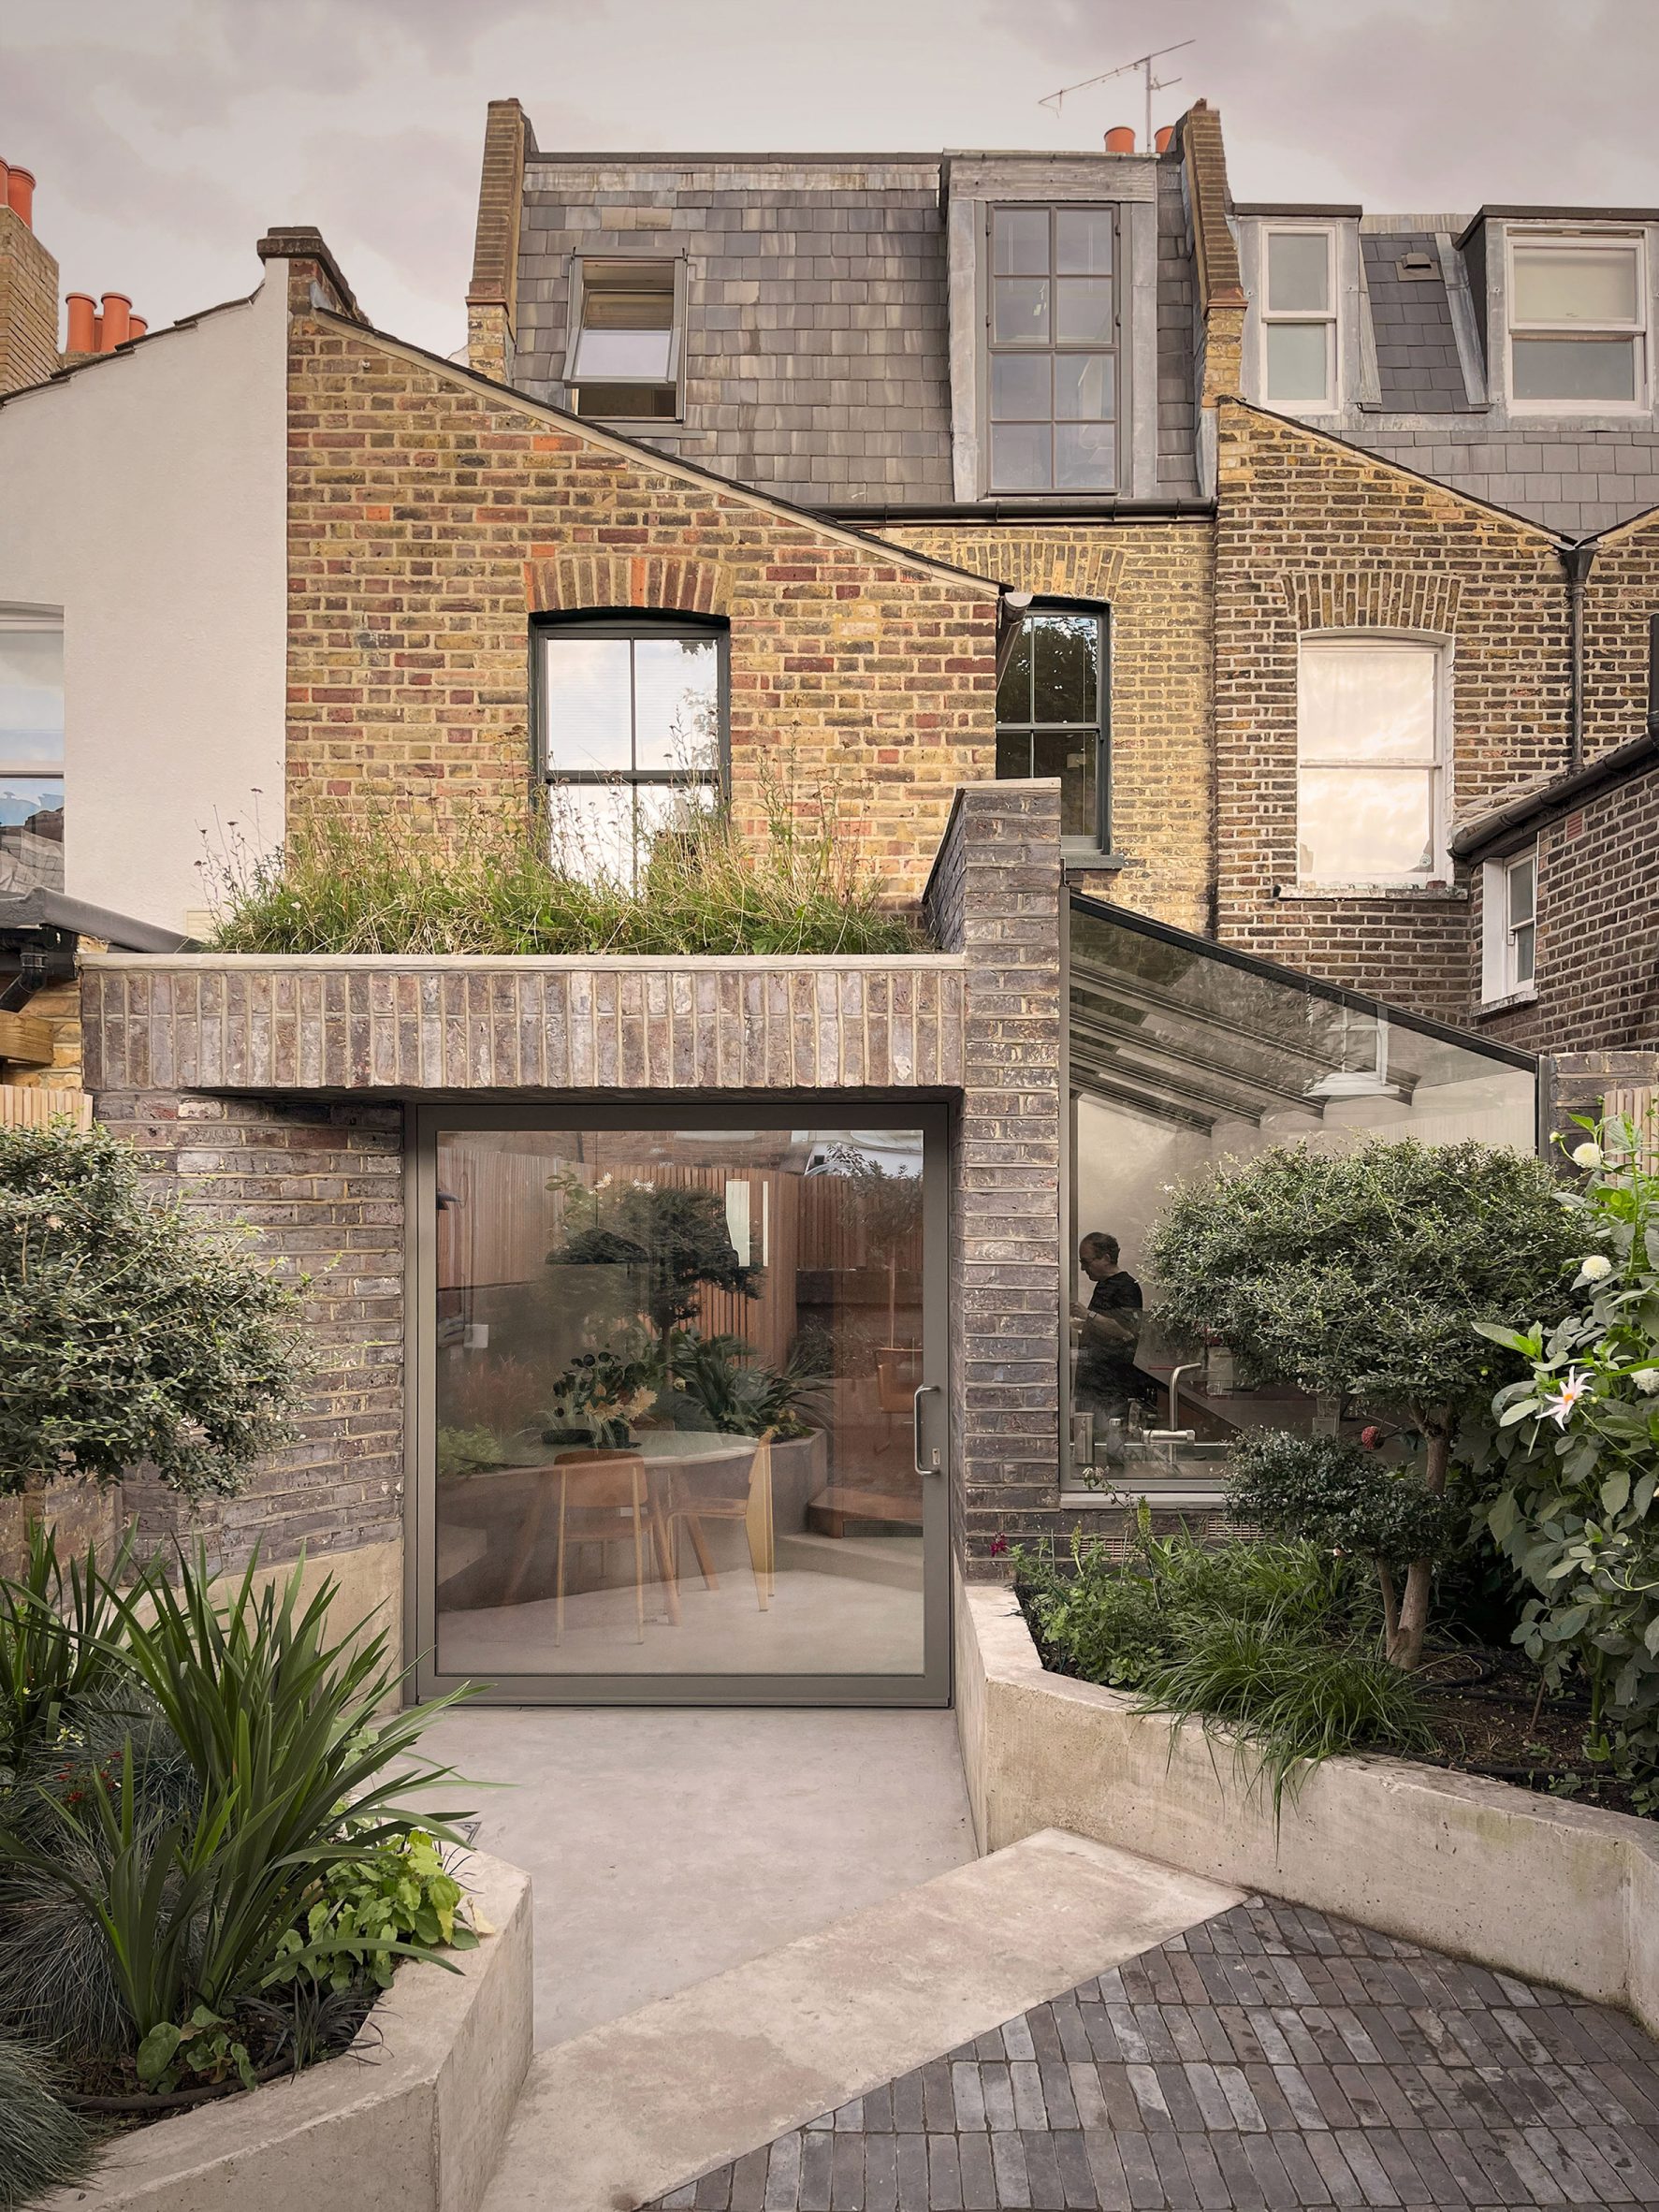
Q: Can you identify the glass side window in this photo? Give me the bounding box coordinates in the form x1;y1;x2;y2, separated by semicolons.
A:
1296;638;1444;887
995;604;1109;848
1509;236;1646;408
1483;846;1538;999
538;621;722;886
426;1121;941;1695
0;616;64;894
986;205;1117;493
566;257;681;420
1261;228;1336;410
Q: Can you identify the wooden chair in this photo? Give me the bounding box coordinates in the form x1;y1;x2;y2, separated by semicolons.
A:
502;1451;674;1644
662;1435;777;1613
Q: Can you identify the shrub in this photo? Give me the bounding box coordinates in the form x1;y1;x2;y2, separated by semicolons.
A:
0;2038;92;2210
205;786;922;959
1149;1139;1583;1667
0;1121;303;1499
0;1524;138;1784
1474;1111;1659;1759
666;1330;831;1441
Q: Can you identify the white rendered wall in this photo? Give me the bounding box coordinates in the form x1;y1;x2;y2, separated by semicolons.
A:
0;273;286;935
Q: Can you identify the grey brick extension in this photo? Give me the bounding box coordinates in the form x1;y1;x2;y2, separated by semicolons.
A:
648;1897;1659;2211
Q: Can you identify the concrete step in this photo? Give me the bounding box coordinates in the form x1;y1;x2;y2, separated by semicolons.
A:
773;1530;924;1590
481;1827;1242;2212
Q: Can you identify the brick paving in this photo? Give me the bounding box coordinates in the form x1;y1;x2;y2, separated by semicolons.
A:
646;1898;1659;2210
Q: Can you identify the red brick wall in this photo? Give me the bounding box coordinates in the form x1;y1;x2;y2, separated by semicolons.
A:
1583;508;1659;761
283;270;999;899
1214;401;1571;1022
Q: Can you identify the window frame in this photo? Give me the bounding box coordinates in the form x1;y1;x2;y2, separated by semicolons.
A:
531;611;730;883
1505;227;1650;415
0;606;65;895
982;203;1121;497
1481;845;1539;1003
562;253;688;423
1294;633;1450;892
994;597;1112;855
1259;224;1340;415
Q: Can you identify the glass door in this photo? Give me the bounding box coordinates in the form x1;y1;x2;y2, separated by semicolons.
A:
410;1108;949;1705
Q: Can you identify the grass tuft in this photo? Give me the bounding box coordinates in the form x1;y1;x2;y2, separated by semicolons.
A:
0;2039;93;2210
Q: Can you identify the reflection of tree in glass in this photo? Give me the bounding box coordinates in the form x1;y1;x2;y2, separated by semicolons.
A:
822;1145;924;1348
546;1171;761;1354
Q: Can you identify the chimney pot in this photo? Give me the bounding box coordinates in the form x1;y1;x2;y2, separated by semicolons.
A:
1104;125;1137;153
65;293;97;354
6;166;36;228
100;292;132;349
1155;124;1174;153
128;314;148;341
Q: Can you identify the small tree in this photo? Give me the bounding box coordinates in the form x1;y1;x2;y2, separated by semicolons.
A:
0;1120;303;1499
1149;1139;1582;1669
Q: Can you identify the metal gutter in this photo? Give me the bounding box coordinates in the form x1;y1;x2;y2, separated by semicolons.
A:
817;499;1215;525
1448;729;1659;861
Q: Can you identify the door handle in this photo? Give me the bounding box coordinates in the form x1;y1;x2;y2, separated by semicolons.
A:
912;1382;943;1478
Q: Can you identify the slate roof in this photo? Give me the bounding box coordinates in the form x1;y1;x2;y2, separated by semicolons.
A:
511;153;1201;508
1361;232;1465;415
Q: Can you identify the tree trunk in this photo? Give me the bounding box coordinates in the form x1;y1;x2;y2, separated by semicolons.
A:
1383;1417;1451;1672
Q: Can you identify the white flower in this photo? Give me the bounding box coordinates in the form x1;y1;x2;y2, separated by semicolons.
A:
1571;1141;1604;1169
1543;1367;1594;1428
1633;1368;1659;1395
1576;1254;1614;1285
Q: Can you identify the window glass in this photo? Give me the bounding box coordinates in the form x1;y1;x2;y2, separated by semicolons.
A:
1507;853;1537;985
988;422;1050;490
1297;641;1441;885
1055;279;1113;345
1055;423;1116;490
992;278;1050;344
1264;322;1330;405
1054;354;1114;420
1511;337;1636;402
997;604;1107;845
0;621;64;893
568;258;678;418
1266;231;1331;313
1297;768;1434;884
992;207;1048;275
1055;209;1114;275
1033;613;1099;723
631;636;720;774
1031;731;1098;838
995;623;1033;722
1513;245;1639;323
1298;647;1437;764
991;354;1051;419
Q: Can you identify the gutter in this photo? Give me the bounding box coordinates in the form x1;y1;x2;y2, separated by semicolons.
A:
815;498;1215;526
1449;727;1659;862
1562;542;1595;772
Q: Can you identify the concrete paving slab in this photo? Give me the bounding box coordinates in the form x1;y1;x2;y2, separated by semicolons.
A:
418;1707;975;2046
481;1828;1242;2212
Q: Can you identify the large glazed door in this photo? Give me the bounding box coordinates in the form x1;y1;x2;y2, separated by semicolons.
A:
411;1109;949;1705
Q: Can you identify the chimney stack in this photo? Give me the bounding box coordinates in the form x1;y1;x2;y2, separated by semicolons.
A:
65;291;95;355
1103;125;1137;153
4;165;35;228
99;292;132;349
0;153;59;393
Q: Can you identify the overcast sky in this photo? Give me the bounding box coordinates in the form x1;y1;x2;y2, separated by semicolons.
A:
4;0;1658;357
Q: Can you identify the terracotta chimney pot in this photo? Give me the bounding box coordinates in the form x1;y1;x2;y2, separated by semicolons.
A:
128;314;148;341
1104;125;1137;153
92;313;103;352
100;292;132;349
6;166;35;227
65;293;97;354
1155;124;1174;153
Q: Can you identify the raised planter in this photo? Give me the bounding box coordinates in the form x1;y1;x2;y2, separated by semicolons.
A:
38;1850;532;2212
956;1576;1659;2034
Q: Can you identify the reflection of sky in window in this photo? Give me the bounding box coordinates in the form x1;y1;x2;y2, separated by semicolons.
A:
0;774;64;826
0;630;65;764
542;634;718;776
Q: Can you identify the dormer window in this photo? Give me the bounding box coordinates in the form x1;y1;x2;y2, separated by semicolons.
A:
1507;233;1647;409
985;206;1118;492
1260;227;1337;410
565;256;684;420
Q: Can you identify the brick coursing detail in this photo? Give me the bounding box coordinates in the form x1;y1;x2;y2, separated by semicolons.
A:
1214;401;1570;1021
926;782;1066;1571
0;205;59;398
81;957;967;1095
282;300;999;899
89;1090;404;1573
1470;762;1659;1055
888;525;1215;936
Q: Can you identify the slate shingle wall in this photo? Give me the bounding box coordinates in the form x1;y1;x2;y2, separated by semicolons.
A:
1361;233;1465;416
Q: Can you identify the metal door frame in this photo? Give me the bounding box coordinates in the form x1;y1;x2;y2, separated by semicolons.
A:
406;1100;952;1707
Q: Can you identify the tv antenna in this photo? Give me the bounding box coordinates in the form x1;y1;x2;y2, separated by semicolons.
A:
1040;39;1196;152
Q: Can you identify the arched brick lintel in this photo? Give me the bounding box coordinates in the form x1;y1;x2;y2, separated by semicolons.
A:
523;553;732;618
1282;569;1463;637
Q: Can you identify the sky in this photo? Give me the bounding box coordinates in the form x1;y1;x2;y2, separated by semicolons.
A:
4;0;1659;358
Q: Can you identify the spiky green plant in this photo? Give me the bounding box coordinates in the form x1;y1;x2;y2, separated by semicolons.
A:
0;2039;93;2210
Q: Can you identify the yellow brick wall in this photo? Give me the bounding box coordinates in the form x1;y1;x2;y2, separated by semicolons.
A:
883;523;1215;933
284;298;1000;899
0;204;58;397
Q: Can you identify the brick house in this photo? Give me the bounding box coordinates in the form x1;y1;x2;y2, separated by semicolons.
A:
0;109;1648;1706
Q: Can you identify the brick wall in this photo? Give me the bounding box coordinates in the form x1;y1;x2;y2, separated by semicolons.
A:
1583;508;1659;759
1214;401;1571;1022
885;523;1215;934
86;1087;404;1573
0;202;58;397
281;257;1000;900
1470;760;1659;1055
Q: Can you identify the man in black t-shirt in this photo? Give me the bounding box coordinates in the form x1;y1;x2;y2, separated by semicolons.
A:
1073;1230;1154;1418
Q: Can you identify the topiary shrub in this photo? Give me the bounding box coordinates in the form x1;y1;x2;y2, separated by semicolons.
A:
0;1120;304;1499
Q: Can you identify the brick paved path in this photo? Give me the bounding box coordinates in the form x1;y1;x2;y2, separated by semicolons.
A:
647;1897;1659;2210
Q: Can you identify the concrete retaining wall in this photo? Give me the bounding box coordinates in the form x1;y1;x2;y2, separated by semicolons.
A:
957;1577;1659;2030
41;1848;532;2212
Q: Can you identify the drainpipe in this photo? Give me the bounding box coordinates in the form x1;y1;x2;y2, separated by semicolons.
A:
1561;543;1596;773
